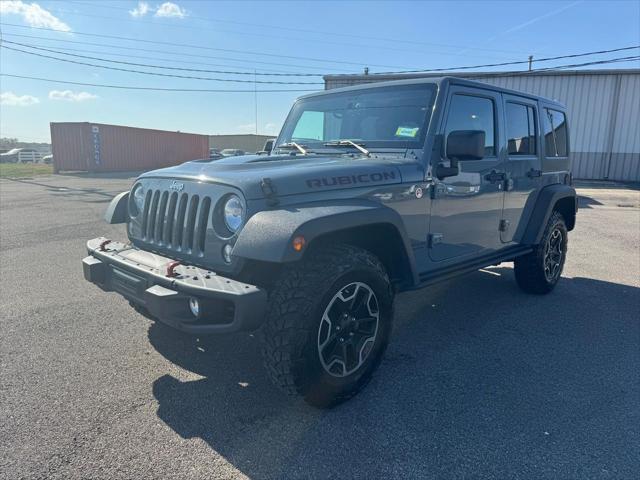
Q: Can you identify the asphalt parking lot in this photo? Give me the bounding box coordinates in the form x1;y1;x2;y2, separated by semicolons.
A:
1;174;639;479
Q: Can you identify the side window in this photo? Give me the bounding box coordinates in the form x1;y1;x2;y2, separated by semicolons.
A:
445;94;496;156
543;108;568;157
506;102;537;155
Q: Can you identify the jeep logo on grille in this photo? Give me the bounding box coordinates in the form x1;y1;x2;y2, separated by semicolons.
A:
168;180;184;192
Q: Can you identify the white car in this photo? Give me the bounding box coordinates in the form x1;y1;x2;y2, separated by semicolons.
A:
0;148;43;163
220;149;245;157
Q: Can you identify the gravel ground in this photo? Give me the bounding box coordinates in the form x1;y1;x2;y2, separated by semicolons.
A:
1;174;638;480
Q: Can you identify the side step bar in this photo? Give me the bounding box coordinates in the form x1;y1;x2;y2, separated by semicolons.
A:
416;246;533;288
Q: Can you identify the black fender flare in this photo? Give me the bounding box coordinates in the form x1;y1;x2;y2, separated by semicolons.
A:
520;184;577;245
233;200;419;283
104;191;129;224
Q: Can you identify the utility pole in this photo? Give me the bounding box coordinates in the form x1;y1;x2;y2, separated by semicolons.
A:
528;55;533;71
254;69;258;135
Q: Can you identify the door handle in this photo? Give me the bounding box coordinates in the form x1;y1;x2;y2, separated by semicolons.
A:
527;169;542;178
484;170;506;183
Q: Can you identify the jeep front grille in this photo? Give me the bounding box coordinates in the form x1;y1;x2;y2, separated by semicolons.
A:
140;189;211;255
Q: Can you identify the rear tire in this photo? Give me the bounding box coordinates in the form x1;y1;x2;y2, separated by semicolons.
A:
260;244;394;408
514;210;568;294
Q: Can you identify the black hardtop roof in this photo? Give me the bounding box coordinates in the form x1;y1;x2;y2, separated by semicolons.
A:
298;76;566;109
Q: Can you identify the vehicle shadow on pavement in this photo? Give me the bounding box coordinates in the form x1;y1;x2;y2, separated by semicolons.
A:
58;171;144;180
148;267;640;479
577;195;603;209
3;176;124;203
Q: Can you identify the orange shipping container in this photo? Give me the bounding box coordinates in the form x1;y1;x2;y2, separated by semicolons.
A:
50;122;209;173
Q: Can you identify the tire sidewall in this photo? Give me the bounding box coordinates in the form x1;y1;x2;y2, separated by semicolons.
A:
540;213;568;288
296;266;393;405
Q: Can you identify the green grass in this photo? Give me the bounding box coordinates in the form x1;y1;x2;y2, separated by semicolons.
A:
0;163;54;178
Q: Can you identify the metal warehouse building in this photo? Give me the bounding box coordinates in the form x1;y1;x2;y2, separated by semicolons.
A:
324;69;640;182
209;134;275;154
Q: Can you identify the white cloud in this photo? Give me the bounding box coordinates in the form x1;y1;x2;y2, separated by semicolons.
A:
264;122;281;135
0;1;71;32
155;2;187;18
48;90;98;102
0;91;40;106
129;1;150;18
236;123;256;134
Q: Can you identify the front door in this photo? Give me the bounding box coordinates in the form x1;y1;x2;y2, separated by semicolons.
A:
428;86;505;262
500;95;542;243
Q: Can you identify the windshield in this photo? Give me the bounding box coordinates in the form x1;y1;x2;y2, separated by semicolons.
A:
277;83;437;153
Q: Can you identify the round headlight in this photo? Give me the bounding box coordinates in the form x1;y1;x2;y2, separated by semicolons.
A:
130;184;145;216
223;195;244;233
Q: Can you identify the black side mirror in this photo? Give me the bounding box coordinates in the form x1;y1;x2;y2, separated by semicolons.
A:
436;130;485;179
263;140;274;154
446;130;485;161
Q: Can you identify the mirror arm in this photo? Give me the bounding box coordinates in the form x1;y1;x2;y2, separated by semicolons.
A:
435;156;460;180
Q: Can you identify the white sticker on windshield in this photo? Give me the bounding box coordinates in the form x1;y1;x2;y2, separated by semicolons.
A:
395;126;419;138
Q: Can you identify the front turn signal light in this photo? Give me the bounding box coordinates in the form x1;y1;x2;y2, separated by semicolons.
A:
292;236;306;252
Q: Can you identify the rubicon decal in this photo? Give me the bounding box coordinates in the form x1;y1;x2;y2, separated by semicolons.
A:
306;171;397;188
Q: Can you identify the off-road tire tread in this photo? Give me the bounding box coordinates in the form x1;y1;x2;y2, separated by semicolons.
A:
260;244;391;404
514;210;567;294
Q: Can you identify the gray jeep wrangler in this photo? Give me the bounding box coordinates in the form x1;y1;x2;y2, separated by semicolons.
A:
83;77;577;407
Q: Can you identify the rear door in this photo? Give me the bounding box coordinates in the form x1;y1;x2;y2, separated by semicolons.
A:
500;95;542;243
428;85;506;262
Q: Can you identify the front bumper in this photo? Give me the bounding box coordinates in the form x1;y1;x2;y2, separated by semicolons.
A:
82;237;267;334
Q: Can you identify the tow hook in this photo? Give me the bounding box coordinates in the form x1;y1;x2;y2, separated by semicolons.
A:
98;239;112;252
166;261;181;277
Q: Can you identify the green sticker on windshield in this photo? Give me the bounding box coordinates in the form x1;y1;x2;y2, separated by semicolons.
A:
395;126;419;138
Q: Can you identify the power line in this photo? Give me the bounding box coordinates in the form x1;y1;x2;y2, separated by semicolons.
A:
371;45;640;75
0;32;355;73
0;74;318;92
3;56;637;96
0;22;414;69
46;6;525;61
528;55;640;72
0;39;300;74
1;40;323;76
461;56;640;78
66;0;555;58
4;38;638;81
0;45;325;84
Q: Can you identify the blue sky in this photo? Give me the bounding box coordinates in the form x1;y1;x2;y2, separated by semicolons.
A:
1;0;639;143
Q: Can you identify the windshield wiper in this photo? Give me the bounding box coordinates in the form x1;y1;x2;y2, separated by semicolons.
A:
323;139;370;157
277;142;309;155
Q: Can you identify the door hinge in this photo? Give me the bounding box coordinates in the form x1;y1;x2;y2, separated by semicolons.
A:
430;184;446;199
499;219;511;232
428;233;443;248
260;177;279;206
505;178;514;191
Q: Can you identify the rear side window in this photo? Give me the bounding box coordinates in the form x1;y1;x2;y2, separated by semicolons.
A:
506;102;537;155
543;108;568;157
445;94;496;157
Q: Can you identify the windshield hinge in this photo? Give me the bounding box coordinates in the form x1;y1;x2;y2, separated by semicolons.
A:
260;177;279;207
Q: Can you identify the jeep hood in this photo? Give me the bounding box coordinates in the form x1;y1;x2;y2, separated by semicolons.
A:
139;154;404;199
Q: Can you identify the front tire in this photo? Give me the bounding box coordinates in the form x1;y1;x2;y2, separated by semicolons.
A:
514;210;568;294
260;244;394;408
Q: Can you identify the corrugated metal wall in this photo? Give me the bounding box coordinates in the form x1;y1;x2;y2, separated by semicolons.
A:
324;70;640;182
51;122;209;173
209;134;275;153
50;123;91;172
